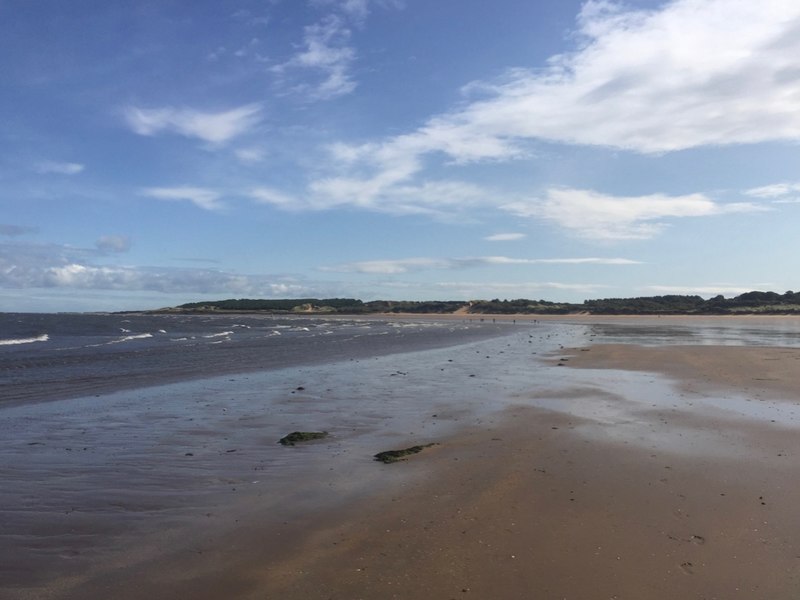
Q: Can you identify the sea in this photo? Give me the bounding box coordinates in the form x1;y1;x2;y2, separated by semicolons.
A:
0;312;521;407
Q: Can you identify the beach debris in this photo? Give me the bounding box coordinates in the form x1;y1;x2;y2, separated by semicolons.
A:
374;443;439;464
278;431;329;446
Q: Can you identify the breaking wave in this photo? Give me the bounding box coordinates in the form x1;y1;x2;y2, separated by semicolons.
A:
0;334;50;346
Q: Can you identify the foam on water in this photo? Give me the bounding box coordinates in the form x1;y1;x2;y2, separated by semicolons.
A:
202;331;234;339
0;333;49;346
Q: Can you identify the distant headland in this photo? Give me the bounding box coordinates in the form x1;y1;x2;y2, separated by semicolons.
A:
150;291;800;316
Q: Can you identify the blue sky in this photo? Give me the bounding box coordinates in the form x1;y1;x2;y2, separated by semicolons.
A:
3;0;800;312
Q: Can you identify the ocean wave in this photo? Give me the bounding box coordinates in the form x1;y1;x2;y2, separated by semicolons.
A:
203;331;234;339
108;333;154;344
0;333;50;346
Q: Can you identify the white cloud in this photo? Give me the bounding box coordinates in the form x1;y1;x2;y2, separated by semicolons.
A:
124;104;262;144
484;233;526;242
306;0;800;219
428;280;607;297
272;15;356;100
0;240;317;296
251;178;489;217
35;161;84;175
311;0;403;23
340;0;370;21
322;255;641;274
36;264;306;295
142;187;224;211
235;146;266;164
249;187;299;209
432;0;800;156
96;235;131;253
326;258;450;274
645;284;774;297
745;182;800;198
503;188;763;240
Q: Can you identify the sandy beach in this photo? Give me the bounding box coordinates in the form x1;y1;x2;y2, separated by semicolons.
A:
3;317;800;599
235;342;800;600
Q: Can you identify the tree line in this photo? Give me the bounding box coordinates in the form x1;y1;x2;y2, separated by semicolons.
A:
169;290;800;315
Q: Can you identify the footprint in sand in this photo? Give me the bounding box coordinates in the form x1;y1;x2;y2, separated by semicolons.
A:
679;561;694;575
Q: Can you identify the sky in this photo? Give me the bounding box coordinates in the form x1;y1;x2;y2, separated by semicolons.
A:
3;0;800;312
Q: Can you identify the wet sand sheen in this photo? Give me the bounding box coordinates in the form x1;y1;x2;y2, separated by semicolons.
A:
244;344;800;600
5;321;800;599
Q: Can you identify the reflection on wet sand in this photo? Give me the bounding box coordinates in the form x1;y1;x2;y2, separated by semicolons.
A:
3;317;800;599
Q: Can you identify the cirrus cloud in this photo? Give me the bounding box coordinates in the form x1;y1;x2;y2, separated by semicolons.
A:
124;104;262;144
142;187;224;211
34;161;85;175
322;255;641;274
484;233;526;242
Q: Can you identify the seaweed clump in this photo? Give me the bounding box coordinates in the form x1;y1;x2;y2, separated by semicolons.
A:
374;443;439;464
279;431;329;446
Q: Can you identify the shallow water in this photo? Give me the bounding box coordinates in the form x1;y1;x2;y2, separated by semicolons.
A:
1;318;576;593
582;318;800;347
0;313;513;406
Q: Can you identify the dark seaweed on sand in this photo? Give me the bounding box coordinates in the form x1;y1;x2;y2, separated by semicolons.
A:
278;431;329;446
374;443;439;464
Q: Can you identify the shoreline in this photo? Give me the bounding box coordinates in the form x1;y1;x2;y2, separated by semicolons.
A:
5;319;800;598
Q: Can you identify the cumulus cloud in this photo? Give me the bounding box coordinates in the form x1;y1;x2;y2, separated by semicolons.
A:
484;233;526;242
322;255;641;274
35;161;84;175
142;187;224;211
124;104;262;144
503;188;762;241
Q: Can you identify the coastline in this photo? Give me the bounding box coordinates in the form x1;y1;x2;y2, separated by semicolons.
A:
245;337;800;600
4;317;800;598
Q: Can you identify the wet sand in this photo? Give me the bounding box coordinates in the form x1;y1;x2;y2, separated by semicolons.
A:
240;344;800;599
5;320;800;599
